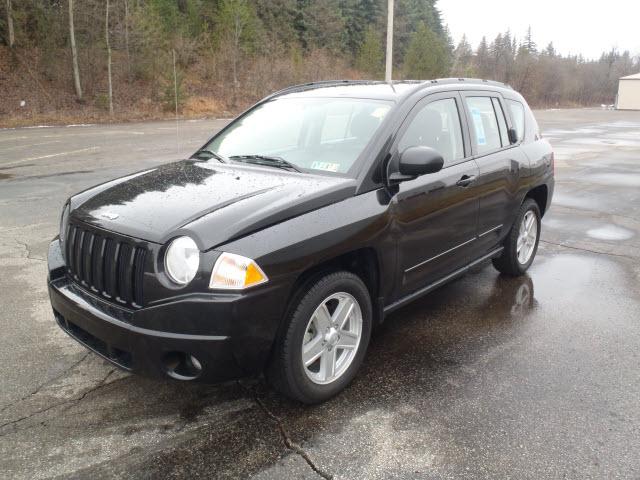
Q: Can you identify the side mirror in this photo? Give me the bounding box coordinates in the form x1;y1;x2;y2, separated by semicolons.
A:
387;146;444;184
508;128;519;144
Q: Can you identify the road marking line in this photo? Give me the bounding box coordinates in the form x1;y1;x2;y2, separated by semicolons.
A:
1;140;62;152
39;131;145;139
1;147;101;167
0;136;29;143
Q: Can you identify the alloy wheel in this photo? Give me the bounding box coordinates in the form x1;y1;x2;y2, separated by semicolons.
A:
517;210;538;264
301;292;363;385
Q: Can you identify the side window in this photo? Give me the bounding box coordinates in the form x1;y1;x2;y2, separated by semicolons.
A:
491;98;509;146
507;100;525;142
398;98;464;165
465;97;501;154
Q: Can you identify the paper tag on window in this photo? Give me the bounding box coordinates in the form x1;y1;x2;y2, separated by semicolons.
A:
311;162;340;172
471;108;487;146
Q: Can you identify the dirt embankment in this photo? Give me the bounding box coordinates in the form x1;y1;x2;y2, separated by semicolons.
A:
0;46;233;128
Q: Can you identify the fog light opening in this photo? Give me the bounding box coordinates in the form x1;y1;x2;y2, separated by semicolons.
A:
163;351;203;380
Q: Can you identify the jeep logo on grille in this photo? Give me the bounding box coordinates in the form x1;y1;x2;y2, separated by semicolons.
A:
101;212;119;220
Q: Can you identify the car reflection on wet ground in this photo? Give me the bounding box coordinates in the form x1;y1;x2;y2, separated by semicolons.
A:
1;109;640;479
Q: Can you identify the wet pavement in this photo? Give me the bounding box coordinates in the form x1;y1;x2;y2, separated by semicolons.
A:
1;109;640;479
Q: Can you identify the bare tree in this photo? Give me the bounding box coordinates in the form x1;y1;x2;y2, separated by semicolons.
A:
219;0;257;99
5;0;14;47
68;0;83;101
106;0;114;115
124;0;131;78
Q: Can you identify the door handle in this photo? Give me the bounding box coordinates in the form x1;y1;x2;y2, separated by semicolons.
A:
456;175;476;187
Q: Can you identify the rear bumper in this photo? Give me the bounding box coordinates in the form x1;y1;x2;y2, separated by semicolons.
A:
48;239;288;383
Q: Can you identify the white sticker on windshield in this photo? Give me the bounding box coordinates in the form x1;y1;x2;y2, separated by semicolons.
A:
311;161;340;172
471;108;487;146
370;106;391;119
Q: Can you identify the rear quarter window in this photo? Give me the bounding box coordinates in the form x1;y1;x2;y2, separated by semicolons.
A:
506;100;525;142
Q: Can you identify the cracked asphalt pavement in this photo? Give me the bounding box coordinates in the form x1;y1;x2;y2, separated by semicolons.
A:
1;109;640;479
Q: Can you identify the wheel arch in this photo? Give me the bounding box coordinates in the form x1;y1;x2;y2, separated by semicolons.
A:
525;184;549;216
278;247;383;336
265;247;382;372
289;247;380;306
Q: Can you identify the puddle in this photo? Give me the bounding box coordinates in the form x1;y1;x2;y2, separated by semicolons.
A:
0;172;14;180
585;173;640;187
551;192;603;211
550;145;595;159
541;217;565;229
586;224;634;241
566;137;640;148
598;121;640;129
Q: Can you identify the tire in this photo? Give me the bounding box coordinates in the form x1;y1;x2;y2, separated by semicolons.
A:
492;198;541;276
267;271;372;404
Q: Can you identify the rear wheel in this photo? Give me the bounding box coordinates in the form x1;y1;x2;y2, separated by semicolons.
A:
268;271;372;404
492;198;541;276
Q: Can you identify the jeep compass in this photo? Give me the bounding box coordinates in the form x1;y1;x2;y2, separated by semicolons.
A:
47;79;554;403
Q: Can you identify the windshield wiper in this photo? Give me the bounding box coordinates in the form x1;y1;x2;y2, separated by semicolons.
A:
229;155;301;172
190;149;227;163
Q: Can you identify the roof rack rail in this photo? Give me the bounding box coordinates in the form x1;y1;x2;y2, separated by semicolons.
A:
429;77;513;89
266;79;383;100
259;77;513;104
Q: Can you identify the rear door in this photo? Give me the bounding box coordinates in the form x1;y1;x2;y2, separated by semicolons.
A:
391;92;481;298
460;92;528;256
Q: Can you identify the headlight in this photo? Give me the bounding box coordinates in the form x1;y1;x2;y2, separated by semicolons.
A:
209;252;268;290
165;236;200;285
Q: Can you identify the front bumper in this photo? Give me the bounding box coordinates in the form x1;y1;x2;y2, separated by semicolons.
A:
48;239;288;382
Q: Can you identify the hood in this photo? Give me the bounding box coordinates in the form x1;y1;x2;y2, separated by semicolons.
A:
70;160;356;248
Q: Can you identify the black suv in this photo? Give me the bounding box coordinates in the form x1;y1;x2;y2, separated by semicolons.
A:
48;79;554;403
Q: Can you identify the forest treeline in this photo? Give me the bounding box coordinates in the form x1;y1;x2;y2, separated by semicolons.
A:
1;0;639;125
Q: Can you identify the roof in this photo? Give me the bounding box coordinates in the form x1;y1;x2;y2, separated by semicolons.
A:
268;78;513;102
620;73;640;80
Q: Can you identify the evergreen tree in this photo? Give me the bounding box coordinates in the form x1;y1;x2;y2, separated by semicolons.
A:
293;0;310;49
340;0;383;57
403;21;448;79
356;25;384;77
543;42;556;57
394;0;447;63
475;36;491;78
254;0;298;51
452;34;474;76
523;26;537;54
303;0;345;53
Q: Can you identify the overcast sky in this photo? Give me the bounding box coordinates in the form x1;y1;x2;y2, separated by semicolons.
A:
438;0;640;60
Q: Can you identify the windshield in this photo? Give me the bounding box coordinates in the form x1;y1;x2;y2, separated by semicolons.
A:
204;97;393;175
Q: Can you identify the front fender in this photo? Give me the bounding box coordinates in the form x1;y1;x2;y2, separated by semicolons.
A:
217;189;396;304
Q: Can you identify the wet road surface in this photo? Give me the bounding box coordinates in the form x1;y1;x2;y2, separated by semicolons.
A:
1;110;640;479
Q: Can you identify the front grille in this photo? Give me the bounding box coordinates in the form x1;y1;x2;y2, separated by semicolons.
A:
65;222;147;308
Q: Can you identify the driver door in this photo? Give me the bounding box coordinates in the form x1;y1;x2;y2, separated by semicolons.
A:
391;92;481;297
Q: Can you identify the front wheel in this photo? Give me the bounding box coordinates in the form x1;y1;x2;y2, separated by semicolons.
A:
267;271;372;404
492;198;541;276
